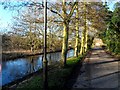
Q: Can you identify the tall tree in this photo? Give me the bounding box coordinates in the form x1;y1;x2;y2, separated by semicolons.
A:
74;1;79;57
80;1;87;55
48;0;77;66
61;0;77;66
102;2;120;54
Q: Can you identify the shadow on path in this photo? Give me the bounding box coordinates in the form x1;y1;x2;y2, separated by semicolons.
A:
65;47;120;90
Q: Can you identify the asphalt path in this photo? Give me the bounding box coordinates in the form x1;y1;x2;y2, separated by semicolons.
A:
66;47;120;90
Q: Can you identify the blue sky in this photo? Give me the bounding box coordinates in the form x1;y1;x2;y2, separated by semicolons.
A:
0;5;19;34
0;1;118;34
0;5;13;33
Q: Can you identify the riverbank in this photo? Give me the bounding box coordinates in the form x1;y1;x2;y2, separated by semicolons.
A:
6;51;88;90
2;48;73;61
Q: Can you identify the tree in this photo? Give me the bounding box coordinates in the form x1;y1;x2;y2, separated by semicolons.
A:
80;1;88;55
48;0;77;66
12;5;44;52
2;34;11;51
61;0;77;66
74;1;79;57
99;1;120;54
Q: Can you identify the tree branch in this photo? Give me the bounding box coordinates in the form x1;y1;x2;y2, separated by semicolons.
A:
68;2;77;18
41;2;64;19
47;8;64;19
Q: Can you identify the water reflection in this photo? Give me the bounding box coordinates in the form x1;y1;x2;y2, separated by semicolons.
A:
1;49;74;86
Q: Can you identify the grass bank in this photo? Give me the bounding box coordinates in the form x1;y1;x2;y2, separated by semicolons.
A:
15;54;86;90
101;45;120;59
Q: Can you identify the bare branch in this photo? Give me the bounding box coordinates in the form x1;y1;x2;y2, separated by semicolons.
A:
68;2;77;18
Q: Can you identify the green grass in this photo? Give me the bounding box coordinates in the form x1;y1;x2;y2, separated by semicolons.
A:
16;55;85;90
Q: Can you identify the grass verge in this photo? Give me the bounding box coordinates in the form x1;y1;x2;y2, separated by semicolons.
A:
101;45;120;59
16;55;85;90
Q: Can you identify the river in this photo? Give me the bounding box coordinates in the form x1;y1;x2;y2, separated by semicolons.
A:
0;49;74;86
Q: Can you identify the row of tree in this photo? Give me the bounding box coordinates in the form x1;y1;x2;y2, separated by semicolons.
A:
1;0;110;66
45;1;107;66
100;2;120;54
2;31;62;52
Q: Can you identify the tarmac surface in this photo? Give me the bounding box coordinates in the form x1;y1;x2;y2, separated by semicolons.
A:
66;47;120;90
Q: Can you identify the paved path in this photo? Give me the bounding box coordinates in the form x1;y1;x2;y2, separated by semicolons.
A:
66;47;120;89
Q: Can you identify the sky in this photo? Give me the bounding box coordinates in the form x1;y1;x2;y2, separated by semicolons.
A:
0;0;119;34
0;5;16;33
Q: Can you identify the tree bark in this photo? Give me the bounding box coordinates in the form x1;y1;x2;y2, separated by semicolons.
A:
74;2;79;57
80;1;87;55
84;2;88;52
85;23;88;52
61;0;77;66
80;28;86;55
62;21;69;66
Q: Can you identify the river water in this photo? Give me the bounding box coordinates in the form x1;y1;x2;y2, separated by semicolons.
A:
0;49;74;86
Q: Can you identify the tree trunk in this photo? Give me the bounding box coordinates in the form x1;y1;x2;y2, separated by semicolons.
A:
74;2;79;57
80;28;85;55
85;25;88;52
29;21;33;52
31;46;33;52
84;10;88;52
61;0;77;66
80;1;87;55
61;22;69;66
